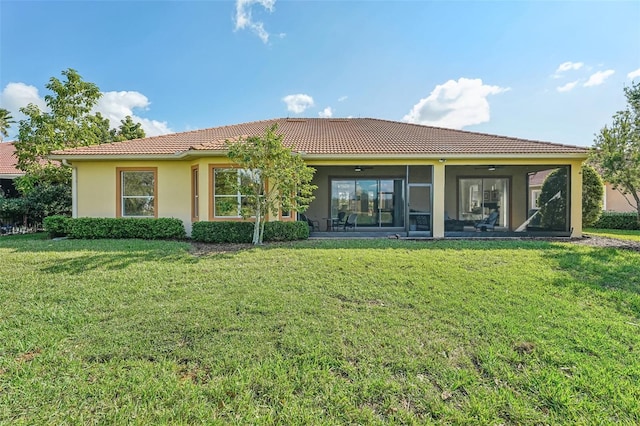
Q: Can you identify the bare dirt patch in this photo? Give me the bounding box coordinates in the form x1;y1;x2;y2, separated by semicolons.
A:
571;235;640;252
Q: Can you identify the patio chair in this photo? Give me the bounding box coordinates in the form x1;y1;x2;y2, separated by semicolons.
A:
332;211;346;230
299;213;319;231
474;210;499;232
343;213;358;231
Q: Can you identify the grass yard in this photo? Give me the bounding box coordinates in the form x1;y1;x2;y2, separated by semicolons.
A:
1;235;639;424
584;228;640;242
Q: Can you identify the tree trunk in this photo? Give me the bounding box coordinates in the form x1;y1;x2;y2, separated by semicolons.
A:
252;204;262;245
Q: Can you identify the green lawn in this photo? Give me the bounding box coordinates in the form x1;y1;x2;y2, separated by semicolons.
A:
584;228;640;242
1;235;639;424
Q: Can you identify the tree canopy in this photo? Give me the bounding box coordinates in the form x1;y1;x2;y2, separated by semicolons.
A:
112;116;145;141
225;124;317;245
591;82;640;224
14;68;145;193
0;108;14;141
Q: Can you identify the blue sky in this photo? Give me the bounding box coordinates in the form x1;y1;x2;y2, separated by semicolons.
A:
1;0;639;147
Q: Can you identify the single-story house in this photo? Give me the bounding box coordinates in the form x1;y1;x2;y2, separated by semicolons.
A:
50;118;590;238
0;142;22;198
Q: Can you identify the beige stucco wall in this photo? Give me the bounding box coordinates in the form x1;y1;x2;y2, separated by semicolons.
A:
70;156;586;238
75;160;194;233
604;185;639;213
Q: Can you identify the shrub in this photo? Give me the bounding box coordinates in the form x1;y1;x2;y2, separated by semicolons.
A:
191;221;255;243
192;221;309;243
539;168;568;231
539;165;605;230
64;217;186;239
582;164;604;227
43;215;70;238
592;212;640;230
0;197;26;225
263;221;309;241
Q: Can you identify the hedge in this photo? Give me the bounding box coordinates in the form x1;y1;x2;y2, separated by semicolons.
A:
591;212;640;230
192;221;309;243
43;216;186;239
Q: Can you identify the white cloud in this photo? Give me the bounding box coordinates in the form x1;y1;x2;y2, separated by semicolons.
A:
95;91;171;136
557;80;579;93
402;78;510;129
556;61;584;73
338;96;348;102
584;70;615;87
0;82;48;122
628;68;640;80
235;0;276;43
318;107;333;118
0;83;171;137
282;94;314;114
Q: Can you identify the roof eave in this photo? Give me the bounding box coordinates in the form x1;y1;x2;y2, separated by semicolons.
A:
48;151;589;162
302;152;589;160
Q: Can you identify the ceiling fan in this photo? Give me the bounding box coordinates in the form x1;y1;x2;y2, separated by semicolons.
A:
473;165;504;171
354;166;374;172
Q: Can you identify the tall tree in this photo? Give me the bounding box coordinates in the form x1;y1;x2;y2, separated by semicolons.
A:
226;124;317;245
591;82;640;225
14;68;110;192
0;108;15;141
112;115;145;141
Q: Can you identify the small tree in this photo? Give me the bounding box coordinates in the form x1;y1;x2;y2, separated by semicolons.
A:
112;115;145;141
225;124;317;245
591;82;640;225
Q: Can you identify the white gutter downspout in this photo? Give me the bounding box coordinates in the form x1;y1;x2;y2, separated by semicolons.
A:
62;159;78;218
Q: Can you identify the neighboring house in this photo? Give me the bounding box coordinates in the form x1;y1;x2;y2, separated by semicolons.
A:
0;142;22;198
603;184;640;213
50;118;590;238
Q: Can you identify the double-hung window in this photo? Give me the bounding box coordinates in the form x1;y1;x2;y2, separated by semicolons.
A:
117;168;157;218
213;168;258;218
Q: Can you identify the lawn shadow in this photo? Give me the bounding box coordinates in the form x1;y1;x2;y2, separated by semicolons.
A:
0;237;196;274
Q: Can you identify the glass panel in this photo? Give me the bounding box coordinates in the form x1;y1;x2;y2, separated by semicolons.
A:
458;178;510;229
123;197;154;216
408;165;432;184
192;168;199;218
459;178;483;221
483;178;508;228
331;180;355;218
356;180;377;226
331;178;405;228
122;171;154;196
538;167;569;231
214;169;237;195
215;196;239;217
409;186;431;214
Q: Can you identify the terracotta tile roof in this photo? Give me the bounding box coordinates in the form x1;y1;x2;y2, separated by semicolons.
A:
0;142;22;175
51;118;589;158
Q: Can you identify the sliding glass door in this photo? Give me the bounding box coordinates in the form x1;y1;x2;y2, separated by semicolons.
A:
459;178;509;228
331;178;404;228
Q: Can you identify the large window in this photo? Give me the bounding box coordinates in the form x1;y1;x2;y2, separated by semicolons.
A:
191;166;199;221
459;177;509;228
331;178;404;228
213;168;258;218
117;168;157;217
